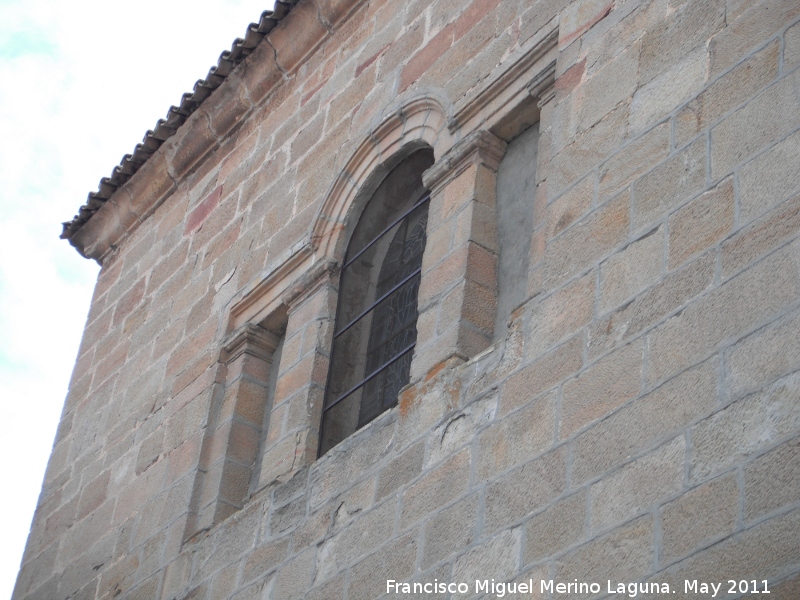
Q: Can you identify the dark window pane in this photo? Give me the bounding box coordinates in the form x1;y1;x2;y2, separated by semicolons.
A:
319;149;433;455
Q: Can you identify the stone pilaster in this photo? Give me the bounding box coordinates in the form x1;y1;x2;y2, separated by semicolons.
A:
193;323;280;531
257;260;339;486
411;130;508;380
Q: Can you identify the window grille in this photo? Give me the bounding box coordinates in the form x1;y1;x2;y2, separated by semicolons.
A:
319;151;432;455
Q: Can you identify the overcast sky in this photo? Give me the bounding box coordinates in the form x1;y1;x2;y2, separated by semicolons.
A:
0;0;277;595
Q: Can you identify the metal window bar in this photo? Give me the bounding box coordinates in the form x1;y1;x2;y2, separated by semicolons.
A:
323;342;416;411
333;267;422;339
320;192;429;456
342;194;430;270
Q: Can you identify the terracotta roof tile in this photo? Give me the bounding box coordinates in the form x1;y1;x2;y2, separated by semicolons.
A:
60;1;298;241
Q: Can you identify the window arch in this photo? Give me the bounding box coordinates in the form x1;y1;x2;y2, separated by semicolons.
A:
319;149;434;455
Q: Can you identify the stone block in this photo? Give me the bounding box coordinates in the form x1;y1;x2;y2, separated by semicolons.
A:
600;226;663;314
316;499;395;582
524;490;587;563
164;109;219;181
711;69;800;180
329;476;375;532
550;103;629;196
668;176;734;269
397;366;460;440
204;71;252;140
553;515;654;591
676;40;779;147
691;371;800;481
558;0;614;48
721;192;800;279
427;393;497;468
591;436;685;531
561;340;643;439
543;191;629;290
787;19;800;71
710;0;800;77
422;494;478;568
588;253;715;359
726;308;800;398
401;449;470;527
268;493;307;537
452;528;521;587
647;238;800;385
314;0;361;28
239;40;283;106
654;507;800;590
272;547;315;600
346;531;417;600
292;506;331;550
599;122;670;201
574;42;639;133
633;137;706;230
420;242;496;308
500;335;583;416
744;437;800;522
400;25;454;91
476;389;557;479
484;447;566;533
630;47;707;135
572;358;717;485
268;0;329;73
660;472;738;565
642;0;722;85
378;18;424;78
738;126;800;225
545;175;594;239
528;272;595;361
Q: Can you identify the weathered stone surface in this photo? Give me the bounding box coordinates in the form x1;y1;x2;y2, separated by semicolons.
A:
676;40;780;147
633;137;706;230
668;176;734;269
561;340;643;438
660;473;738;564
599;226;663;314
711;69;800;180
24;2;800;599
743;438;800;522
592;436;685;532
691;371;800;481
572;358;717;485
524;490;586;562
554;515;654;592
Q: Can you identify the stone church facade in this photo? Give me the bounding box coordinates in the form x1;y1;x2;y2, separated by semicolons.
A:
15;0;800;598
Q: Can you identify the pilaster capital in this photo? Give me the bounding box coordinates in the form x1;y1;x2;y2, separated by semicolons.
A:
281;258;340;309
222;323;281;364
527;59;556;108
422;130;508;194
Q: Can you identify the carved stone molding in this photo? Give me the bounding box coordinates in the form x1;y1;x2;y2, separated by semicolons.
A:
281;258;340;308
221;323;281;365
310;94;450;260
448;23;558;133
228;243;315;331
422;129;508;193
527;60;557;108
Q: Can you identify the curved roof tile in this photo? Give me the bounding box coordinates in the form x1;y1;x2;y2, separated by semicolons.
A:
60;1;298;241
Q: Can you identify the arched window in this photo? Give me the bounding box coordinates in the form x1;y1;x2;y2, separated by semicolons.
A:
319;149;434;455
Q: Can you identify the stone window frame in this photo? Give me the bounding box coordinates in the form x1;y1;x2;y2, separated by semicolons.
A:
319;150;434;456
189;26;559;530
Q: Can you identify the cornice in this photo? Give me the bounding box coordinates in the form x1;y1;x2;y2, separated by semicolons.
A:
422;129;508;193
62;0;364;263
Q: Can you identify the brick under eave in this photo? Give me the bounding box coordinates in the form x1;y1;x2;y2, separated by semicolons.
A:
65;0;362;264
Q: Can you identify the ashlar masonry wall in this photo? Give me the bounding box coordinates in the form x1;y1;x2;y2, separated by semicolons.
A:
15;0;800;599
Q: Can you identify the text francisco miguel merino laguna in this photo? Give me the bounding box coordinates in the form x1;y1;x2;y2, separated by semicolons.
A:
386;578;759;597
